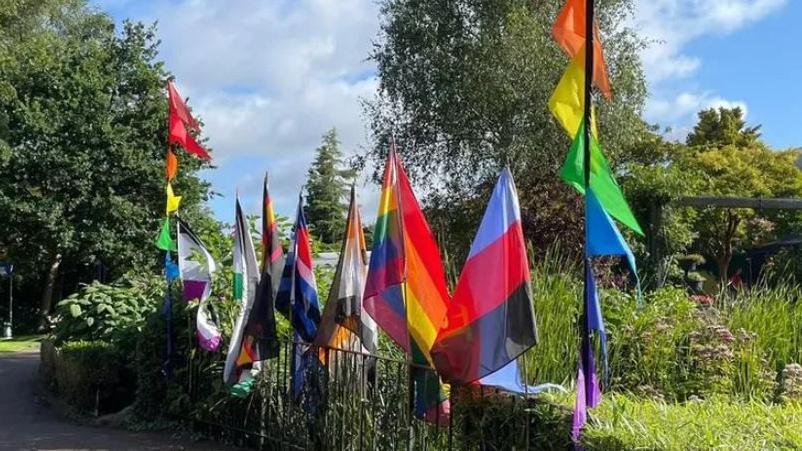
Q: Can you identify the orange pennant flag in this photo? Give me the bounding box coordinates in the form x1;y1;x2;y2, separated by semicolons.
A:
166;149;178;181
552;0;612;99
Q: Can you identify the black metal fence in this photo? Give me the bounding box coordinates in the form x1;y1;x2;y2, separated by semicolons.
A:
182;340;563;450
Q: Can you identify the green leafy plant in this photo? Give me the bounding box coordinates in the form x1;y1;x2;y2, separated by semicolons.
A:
52;280;159;348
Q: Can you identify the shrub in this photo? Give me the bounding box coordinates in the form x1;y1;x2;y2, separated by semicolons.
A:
52;280;160;351
53;340;134;414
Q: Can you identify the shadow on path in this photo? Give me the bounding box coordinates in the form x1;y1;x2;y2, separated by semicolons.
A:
0;351;240;451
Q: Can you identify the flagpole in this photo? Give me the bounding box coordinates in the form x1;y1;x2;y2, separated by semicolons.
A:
581;0;595;403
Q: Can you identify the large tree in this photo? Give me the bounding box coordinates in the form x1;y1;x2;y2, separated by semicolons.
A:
305;128;353;245
365;0;650;263
0;0;212;328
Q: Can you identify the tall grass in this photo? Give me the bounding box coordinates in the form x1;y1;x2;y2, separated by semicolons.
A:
523;245;581;385
720;283;802;371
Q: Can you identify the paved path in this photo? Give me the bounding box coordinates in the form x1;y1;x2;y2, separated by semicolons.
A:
0;351;238;451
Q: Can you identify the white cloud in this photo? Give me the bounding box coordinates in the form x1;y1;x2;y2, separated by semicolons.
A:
634;0;787;83
113;0;381;219
634;0;782;137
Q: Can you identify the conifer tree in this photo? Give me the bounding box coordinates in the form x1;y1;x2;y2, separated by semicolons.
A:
305;128;353;245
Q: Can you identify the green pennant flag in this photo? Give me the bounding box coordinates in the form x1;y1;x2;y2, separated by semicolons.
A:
561;121;644;235
155;217;176;251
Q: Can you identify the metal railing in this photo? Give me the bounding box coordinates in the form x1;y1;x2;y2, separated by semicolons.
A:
183;340;545;450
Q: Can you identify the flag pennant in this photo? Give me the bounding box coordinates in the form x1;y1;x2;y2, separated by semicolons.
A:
241;173;284;363
167;80;200;131
275;194;321;343
166;183;182;215
314;185;378;356
572;264;604;441
586;188;641;301
553;0;612;99
548;46;600;139
166;149;178;181
224;196;262;384
177;218;221;352
155;218;176;251
431;168;537;385
561;120;643;235
363;147;450;424
167;81;211;160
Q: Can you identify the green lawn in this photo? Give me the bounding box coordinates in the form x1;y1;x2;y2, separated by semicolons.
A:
0;335;42;353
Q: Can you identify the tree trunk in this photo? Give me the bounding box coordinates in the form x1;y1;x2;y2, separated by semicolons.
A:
37;253;62;331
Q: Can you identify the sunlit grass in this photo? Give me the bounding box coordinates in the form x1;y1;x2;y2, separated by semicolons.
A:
0;334;42;353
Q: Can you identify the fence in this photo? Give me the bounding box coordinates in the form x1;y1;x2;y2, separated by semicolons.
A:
182;339;560;450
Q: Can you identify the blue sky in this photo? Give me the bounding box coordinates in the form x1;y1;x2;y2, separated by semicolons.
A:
93;0;799;222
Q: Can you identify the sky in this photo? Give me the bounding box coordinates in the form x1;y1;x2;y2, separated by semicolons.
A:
93;0;800;223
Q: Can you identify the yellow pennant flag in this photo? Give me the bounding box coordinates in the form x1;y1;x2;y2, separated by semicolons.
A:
166;182;182;214
548;46;598;139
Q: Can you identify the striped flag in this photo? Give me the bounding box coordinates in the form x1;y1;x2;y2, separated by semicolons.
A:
314;185;378;355
238;174;285;364
364;146;450;424
431;168;537;385
176;218;220;352
276;194;321;343
224;196;261;384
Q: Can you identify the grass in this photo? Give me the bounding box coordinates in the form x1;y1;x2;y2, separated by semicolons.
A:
581;394;802;450
537;392;802;450
0;334;42;353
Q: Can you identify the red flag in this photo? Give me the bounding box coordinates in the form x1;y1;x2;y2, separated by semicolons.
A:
553;0;612;99
167;81;200;131
167;81;211;160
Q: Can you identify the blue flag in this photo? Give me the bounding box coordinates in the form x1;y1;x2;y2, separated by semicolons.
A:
585;188;641;301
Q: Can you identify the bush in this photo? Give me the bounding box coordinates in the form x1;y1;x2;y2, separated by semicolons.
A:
52;280;160;352
53;340;134;414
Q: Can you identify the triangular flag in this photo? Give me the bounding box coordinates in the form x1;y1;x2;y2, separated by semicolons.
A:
552;0;612;99
166;149;178;181
548;46;599;139
167;80;200;131
155;218;176;251
166;183;182;215
560;121;643;235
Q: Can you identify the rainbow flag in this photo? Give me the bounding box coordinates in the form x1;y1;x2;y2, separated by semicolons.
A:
431;168;537;385
364;147;450;423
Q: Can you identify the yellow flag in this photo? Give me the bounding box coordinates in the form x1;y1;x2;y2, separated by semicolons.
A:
548;46;598;139
166;182;182;214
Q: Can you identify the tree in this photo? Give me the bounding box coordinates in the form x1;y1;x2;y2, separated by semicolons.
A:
689;145;802;282
365;0;651;262
305;128;353;245
687;107;761;149
0;0;212;328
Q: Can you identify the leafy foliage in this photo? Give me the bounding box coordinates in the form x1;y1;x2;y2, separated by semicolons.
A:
52;280;159;348
0;0;212;323
366;0;650;261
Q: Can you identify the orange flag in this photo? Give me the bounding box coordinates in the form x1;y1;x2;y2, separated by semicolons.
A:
553;0;612;99
166;149;178;181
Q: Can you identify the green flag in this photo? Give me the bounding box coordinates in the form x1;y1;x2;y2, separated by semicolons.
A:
155;217;176;251
560;121;644;235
